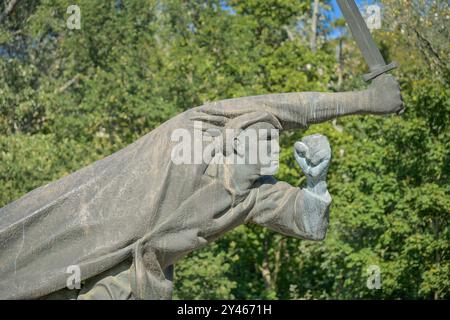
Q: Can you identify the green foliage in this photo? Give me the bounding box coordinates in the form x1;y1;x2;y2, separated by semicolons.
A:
0;0;448;299
173;243;237;300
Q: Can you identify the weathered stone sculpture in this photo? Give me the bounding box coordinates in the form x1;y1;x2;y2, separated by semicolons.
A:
0;73;403;299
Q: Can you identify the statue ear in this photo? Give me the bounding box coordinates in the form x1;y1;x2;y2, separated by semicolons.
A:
233;135;245;157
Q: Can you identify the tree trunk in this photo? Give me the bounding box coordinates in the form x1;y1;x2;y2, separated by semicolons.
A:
310;0;320;53
337;38;344;89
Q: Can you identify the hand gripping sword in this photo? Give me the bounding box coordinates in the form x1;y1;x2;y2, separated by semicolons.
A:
337;0;397;81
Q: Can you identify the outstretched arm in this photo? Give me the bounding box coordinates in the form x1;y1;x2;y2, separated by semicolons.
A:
246;134;332;240
200;74;404;130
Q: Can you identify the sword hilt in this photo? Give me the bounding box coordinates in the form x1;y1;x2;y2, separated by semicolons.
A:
363;61;398;82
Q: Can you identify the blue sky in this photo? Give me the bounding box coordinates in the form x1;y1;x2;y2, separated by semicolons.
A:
222;0;380;38
222;1;379;18
330;0;379;19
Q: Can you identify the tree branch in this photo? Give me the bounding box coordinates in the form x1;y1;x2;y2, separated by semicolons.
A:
0;0;20;24
56;74;81;93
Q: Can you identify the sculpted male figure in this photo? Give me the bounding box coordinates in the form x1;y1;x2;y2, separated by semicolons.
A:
0;74;403;299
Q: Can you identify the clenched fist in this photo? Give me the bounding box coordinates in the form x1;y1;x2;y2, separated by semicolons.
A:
294;134;331;194
368;74;405;115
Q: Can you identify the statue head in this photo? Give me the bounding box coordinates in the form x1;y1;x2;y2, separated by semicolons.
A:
232;121;280;175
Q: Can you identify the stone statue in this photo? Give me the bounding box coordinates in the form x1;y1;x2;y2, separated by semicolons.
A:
0;73;404;299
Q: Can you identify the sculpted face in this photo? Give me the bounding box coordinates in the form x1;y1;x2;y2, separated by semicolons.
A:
233;122;280;176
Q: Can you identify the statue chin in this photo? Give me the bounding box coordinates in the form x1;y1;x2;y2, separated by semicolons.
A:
260;161;279;175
